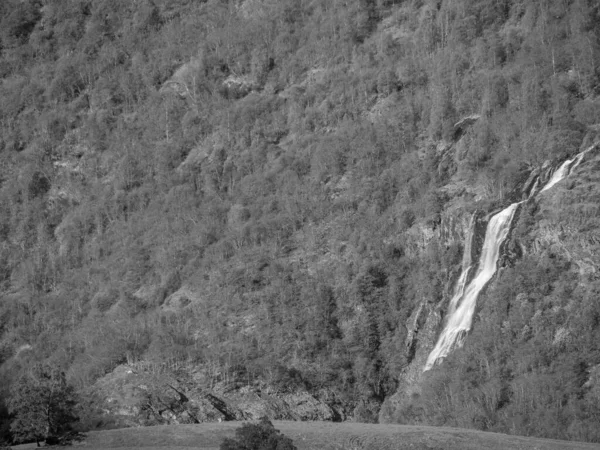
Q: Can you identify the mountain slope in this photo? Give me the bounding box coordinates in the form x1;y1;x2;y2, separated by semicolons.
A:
1;0;600;444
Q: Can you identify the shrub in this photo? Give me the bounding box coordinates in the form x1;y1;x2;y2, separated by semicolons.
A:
220;417;297;450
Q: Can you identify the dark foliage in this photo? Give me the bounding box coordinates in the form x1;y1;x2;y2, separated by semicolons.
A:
8;364;79;444
220;418;297;450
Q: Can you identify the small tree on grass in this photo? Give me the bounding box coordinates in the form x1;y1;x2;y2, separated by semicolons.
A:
220;417;297;450
8;364;78;446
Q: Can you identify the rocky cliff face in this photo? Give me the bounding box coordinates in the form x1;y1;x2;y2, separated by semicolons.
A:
521;150;600;274
380;134;600;422
90;363;342;427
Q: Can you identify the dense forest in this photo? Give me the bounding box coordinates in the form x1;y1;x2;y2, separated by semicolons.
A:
1;0;600;444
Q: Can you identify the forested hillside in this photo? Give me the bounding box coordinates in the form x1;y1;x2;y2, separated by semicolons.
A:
1;0;600;444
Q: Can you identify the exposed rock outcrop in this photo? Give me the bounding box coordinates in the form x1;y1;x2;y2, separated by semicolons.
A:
160;58;202;98
452;114;480;142
90;363;339;427
384;140;600;423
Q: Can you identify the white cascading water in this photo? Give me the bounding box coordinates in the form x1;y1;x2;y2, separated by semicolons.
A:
424;203;519;371
566;149;588;174
424;145;595;371
443;213;476;318
540;158;576;193
540;146;591;193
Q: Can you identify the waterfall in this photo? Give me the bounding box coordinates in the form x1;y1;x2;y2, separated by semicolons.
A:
424;146;595;371
540;159;576;193
540;145;593;193
424;203;519;371
527;177;540;199
443;213;476;319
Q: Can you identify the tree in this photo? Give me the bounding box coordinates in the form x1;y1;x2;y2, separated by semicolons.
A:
8;364;78;446
0;0;42;48
220;417;297;450
0;397;10;446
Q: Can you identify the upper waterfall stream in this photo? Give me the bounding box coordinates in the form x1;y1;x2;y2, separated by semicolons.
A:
424;146;593;371
540;151;587;193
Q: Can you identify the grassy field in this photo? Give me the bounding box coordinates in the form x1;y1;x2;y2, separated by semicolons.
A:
25;421;595;450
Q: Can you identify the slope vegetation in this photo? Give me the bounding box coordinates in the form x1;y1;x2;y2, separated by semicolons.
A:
0;0;600;444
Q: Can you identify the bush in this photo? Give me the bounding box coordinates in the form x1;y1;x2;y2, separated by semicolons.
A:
220;417;297;450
